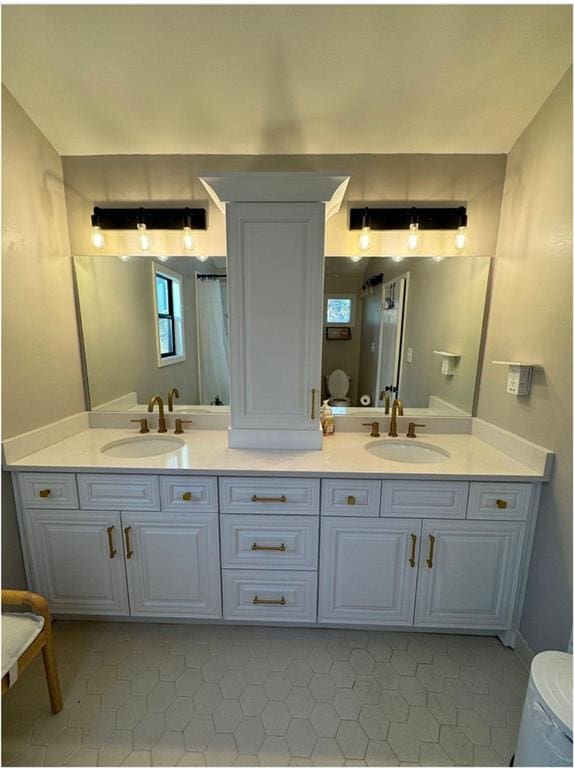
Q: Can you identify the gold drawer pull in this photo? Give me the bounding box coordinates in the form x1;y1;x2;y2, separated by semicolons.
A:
182;492;194;501
496;499;508;509
252;595;287;606
347;495;356;506
311;388;317;420
124;526;134;559
39;489;51;498
251;542;286;552
107;526;117;559
251;495;287;503
426;534;436;569
409;533;417;568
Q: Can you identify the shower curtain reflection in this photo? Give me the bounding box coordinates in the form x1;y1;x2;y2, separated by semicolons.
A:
196;275;230;405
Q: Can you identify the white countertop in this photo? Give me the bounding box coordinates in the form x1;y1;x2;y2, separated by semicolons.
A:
5;428;547;481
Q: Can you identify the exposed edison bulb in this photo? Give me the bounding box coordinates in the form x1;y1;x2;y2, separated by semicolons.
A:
454;225;468;251
91;225;105;249
358;226;371;252
118;255;131;263
183;226;195;252
392;255;404;263
137;222;151;252
433;256;445;263
406;222;420;251
350;254;363;263
196;254;208;263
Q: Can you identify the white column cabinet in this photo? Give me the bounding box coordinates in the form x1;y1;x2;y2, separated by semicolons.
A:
414;519;525;629
23;509;130;615
318;517;422;626
122;512;221;619
226;202;325;448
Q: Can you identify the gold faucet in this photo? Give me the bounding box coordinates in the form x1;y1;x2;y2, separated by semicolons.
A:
148;395;167;433
168;387;180;412
379;390;390;414
362;421;380;438
388;399;404;437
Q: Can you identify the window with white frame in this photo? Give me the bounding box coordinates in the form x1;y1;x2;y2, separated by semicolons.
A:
153;263;186;366
325;294;356;326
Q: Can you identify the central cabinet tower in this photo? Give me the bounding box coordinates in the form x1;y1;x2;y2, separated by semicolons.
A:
201;174;349;450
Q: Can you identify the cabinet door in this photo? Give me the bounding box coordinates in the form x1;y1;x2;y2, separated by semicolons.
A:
415;520;525;629
23;509;129;615
318;517;421;626
122;513;221;618
226;202;324;433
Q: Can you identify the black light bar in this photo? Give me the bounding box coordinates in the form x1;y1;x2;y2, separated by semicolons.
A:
91;206;207;231
349;206;467;231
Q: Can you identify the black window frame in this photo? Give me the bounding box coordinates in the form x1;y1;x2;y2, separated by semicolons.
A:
156;273;177;358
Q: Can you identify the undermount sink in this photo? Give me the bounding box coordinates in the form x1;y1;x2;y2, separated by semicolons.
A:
101;435;185;458
365;439;450;464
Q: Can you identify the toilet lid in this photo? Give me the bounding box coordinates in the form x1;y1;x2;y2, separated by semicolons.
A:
328;369;350;398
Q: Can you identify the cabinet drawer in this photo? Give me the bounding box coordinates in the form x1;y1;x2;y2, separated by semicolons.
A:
221;515;318;570
78;474;160;511
321;479;381;517
160;476;218;513
222;569;317;623
467;483;533;521
381;481;468;519
17;472;78;509
219;477;319;515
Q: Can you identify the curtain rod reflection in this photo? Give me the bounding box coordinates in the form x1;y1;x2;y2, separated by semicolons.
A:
196;274;227;280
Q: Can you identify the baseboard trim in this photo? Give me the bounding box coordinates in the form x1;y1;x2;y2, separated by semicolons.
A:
514;630;535;669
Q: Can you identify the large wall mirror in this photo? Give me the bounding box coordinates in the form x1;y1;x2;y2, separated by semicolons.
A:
74;256;229;411
322;256;491;415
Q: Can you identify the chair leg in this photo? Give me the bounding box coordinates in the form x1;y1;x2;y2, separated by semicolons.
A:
41;641;63;714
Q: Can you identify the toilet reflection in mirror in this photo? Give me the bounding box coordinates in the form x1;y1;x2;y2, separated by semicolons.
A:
321;256;491;416
74;255;230;411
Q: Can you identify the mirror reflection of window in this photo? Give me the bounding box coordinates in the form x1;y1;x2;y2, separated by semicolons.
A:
325;294;356;326
152;264;185;367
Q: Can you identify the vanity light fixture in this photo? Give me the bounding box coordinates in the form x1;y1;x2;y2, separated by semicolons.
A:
90;211;105;249
454;209;468;251
406;208;420;251
183;210;196;252
357;207;371;252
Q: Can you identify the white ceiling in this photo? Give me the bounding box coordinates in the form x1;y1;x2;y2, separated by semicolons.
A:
2;5;571;156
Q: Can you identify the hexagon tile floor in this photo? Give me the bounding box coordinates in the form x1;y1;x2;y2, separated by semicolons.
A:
2;621;528;767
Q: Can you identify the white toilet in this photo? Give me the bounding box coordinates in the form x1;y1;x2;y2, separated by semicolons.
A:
326;369;352;406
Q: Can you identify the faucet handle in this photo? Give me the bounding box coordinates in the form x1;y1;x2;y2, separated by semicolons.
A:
406;422;426;438
174;419;193;434
130;418;149;434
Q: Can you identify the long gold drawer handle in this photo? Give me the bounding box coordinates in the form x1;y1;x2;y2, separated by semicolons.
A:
251;495;287;503
426;534;436;569
496;499;508;509
39;489;51;498
107;526;117;559
182;492;193;501
347;495;356;506
311;388;317;420
251;542;287;552
124;526;134;559
252;595;287;606
409;533;417;568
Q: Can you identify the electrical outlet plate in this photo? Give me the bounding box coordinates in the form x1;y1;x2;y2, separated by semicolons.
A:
492;361;539;396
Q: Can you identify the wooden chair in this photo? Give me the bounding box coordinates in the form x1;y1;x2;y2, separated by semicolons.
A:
1;589;63;713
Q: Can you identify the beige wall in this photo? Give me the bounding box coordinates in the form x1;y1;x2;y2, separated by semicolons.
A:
2;87;86;588
62;154;506;260
75;257;200;407
477;69;573;653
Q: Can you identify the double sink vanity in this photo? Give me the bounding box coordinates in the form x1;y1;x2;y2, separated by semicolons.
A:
4;415;551;649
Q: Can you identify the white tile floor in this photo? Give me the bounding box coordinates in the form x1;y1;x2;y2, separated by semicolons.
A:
2;621;528;767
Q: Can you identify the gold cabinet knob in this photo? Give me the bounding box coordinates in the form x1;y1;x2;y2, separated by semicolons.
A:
347;495;356;506
39;489;51;498
182;492;193;501
496;499;508;509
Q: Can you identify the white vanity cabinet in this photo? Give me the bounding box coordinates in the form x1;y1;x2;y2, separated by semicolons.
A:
22;509;130;615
